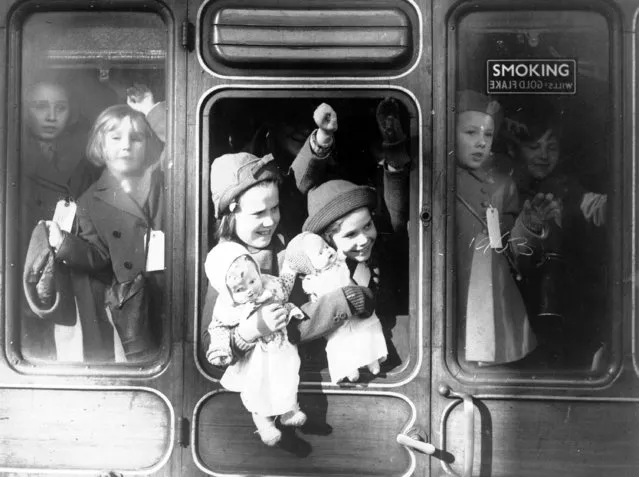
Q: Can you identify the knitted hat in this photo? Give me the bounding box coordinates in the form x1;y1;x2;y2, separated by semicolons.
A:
209;152;281;219
285;232;323;275
456;90;503;133
303;180;377;234
204;241;259;301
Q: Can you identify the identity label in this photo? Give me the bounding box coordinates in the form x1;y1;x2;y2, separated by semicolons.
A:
487;59;576;95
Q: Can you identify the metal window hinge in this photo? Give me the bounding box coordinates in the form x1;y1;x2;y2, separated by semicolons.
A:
177;417;190;448
181;20;194;51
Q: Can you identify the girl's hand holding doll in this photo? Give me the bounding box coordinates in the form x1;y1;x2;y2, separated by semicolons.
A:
236;302;289;343
520;192;562;234
313;103;338;148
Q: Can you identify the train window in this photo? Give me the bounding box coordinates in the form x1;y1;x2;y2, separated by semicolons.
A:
198;0;419;77
8;9;169;370
197;90;420;386
450;9;616;381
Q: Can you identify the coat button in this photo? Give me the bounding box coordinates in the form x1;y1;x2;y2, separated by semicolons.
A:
124;261;133;269
112;231;121;238
481;200;490;208
338;312;347;320
36;199;43;206
333;316;340;323
480;188;487;194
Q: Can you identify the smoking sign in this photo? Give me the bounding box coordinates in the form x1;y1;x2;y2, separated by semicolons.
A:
487;59;576;94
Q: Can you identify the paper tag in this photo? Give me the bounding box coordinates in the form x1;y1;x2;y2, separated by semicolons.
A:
486;206;503;249
145;230;165;272
52;200;77;233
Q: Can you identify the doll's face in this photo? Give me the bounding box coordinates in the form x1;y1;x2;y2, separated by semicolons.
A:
306;234;337;271
328;207;377;263
27;83;70;141
103;116;148;179
234;182;280;252
516;129;560;180
226;256;264;304
456;111;494;170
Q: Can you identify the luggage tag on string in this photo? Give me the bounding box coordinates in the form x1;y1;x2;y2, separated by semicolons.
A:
52;199;77;233
145;230;165;272
486;205;503;249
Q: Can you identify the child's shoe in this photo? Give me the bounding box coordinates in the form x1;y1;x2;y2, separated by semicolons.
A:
280;405;307;427
252;413;281;446
367;360;381;375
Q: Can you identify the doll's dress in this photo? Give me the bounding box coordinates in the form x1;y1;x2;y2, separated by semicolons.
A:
321;261;388;383
218;275;301;416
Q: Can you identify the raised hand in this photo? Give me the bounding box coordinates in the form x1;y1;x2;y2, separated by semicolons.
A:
313;103;338;147
521;192;562;233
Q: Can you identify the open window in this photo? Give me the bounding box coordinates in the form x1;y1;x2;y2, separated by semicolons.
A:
196;89;422;386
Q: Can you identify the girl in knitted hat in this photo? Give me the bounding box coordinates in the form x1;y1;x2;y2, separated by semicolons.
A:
286;232;387;383
454;90;561;365
201;151;375;377
205;241;306;446
42;104;165;362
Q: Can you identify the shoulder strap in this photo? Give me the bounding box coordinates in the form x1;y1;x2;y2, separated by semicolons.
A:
456;193;487;228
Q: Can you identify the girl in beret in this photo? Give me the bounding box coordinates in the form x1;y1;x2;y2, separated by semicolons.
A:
454;90;560;365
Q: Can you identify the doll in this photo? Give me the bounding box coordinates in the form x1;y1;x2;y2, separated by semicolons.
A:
286;231;388;384
205;240;306;446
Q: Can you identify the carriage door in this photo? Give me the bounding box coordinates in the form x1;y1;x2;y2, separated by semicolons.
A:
182;0;434;475
430;2;639;476
1;1;189;475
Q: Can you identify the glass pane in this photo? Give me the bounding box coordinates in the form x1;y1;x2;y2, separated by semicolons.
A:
17;11;167;366
453;11;612;377
198;93;415;386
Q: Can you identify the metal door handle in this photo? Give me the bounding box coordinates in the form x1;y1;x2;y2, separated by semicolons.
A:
439;384;475;477
397;426;436;455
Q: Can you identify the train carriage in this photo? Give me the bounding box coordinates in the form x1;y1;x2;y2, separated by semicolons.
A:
0;0;636;476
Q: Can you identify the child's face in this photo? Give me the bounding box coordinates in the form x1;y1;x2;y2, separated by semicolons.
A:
517;129;560;180
329;207;377;263
234;182;280;252
456;111;495;170
27;83;70;141
226;257;264;304
103;116;148;178
307;235;337;271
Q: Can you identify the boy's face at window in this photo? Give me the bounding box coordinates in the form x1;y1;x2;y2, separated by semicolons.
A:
306;235;337;271
226;257;264;304
517;129;560;180
103;116;147;179
330;207;377;263
27;83;70;141
456;111;495;170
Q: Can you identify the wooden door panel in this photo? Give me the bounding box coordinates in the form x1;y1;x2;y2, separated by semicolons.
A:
193;390;414;476
440;398;639;477
0;387;173;473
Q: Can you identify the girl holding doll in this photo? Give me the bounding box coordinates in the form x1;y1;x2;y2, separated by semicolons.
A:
201;152;374;371
454;90;560;365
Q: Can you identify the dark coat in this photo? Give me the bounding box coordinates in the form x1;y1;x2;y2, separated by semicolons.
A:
20;127;104;361
55;167;166;359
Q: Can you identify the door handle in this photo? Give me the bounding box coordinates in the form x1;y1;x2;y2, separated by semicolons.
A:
397;426;436;455
439;384;475;477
